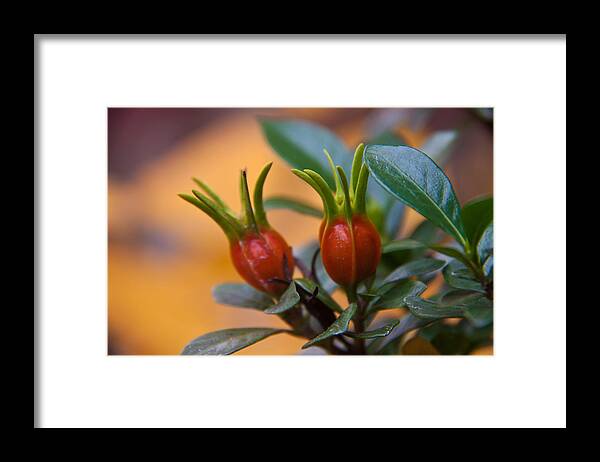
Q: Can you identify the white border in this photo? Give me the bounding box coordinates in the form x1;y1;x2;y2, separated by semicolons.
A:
37;36;566;428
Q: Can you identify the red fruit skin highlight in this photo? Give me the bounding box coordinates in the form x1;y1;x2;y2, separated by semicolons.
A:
230;228;294;296
320;215;381;287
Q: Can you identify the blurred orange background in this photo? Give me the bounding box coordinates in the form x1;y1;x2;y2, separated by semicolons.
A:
108;108;493;355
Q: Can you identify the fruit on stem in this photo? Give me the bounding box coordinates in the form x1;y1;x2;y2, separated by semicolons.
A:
179;163;294;296
292;144;381;288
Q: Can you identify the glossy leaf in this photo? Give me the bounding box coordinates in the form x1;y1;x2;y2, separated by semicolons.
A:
264;282;300;314
430;245;478;272
212;283;273;310
383;220;441;267
477;222;494;263
443;260;486;293
441;289;483;304
367;279;427;314
381;258;446;286
405;296;466;320
445;292;492;326
364;144;468;248
263;196;323;218
302;303;357;349
430;328;472;355
382;239;425;253
367;313;435;354
462;196;493;247
411;219;441;244
463;302;494;328
182;328;288;355
383;239;476;275
363;132;407;237
344;319;399;339
259;118;351;189
406;293;492;326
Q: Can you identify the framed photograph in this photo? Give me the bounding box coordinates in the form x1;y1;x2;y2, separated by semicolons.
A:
35;35;566;428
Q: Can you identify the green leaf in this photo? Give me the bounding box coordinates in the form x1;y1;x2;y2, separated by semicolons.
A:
383;239;477;277
428;327;472;355
441;289;484;304
405;296;466;320
264;282;300;314
366;196;405;241
364;135;407;237
443;260;486;293
302;303;357;349
212;283;273;310
263;196;323;218
181;328;288;355
367;279;427;314
259;118;351;189
364;144;468;248
406;293;492;326
383;220;442;267
411;219;441;243
382;239;426;253
344;319;400;339
381;258;446;286
463;299;494;328
430;245;478;273
367;313;435;354
462;195;493;247
477;222;494;264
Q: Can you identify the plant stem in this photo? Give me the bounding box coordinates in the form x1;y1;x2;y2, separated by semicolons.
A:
346;285;366;354
465;250;492;301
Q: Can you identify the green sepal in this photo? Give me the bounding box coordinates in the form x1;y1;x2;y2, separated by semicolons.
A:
252;162;273;227
239;169;259;233
353;164;369;215
191;189;246;239
179;193;242;242
350;143;365;202
323;148;344;205
336;166;354;225
192;177;235;217
301;169;340;222
291;169;331;222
